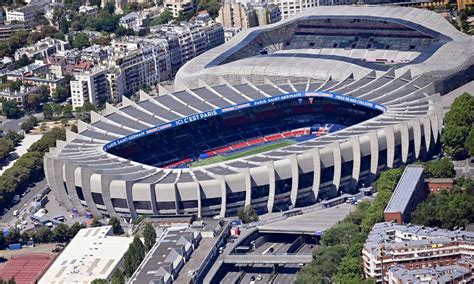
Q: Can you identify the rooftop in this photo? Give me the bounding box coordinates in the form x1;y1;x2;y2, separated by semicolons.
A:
384;165;424;214
364;222;474;256
39;226;133;284
389;264;473;283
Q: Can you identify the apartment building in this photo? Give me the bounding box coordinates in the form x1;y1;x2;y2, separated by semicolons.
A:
14;37;70;60
5;0;49;27
388;265;473;284
218;0;281;29
70;68;111;109
111;37;172;96
363;222;474;283
164;0;197;18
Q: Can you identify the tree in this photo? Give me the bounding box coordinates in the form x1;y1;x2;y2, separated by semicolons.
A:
143;223;156;251
149;10;174;26
39;122;47;132
237;205;259;223
111;268;125;284
33;227;53;243
91;218;102;227
70;124;78;133
27;93;42;111
70;222;84;237
423;158;455;178
62;104;73;119
465;128;474;156
91;279;108;284
72;33;90;49
108;217;122;234
1;100;21;119
52;86;69;103
104;2;116;15
124;236;146;277
52;223;72;242
5;131;23;145
441;93;474;159
43;104;54;120
197;0;221;19
15;54;32;68
0;137;15;160
411;189;474;229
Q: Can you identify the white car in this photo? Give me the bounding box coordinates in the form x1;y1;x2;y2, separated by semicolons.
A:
13;210;19;217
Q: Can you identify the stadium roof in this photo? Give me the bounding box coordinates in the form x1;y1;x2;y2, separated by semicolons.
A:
175;6;474;89
39;226;133;284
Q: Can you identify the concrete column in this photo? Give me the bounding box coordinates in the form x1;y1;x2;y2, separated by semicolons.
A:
430;114;439;144
422;117;432;154
125;181;138;219
150;183;159;215
311;148;321;201
385;126;395;168
243;168;252;207
411;119;422;160
64;164;85;213
288;154;299;207
80;169;102;219
101;177;119;218
266;161;276;213
174;184;180;215
350;137;361;190
368;131;379;184
400;123;410;164
219;176;227;218
332;143;342;192
44;157;75;210
196;184;202;219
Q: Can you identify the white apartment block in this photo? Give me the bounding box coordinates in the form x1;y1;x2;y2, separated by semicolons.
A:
268;0;352;19
70;68;111;110
111;37;172;96
164;0;196;18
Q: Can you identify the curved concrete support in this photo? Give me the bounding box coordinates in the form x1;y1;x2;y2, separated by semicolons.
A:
332;143;342;191
350;137;361;189
368;131;379;183
80;169;102;218
266;162;276;213
431;114;440;144
422;117;432;154
45;157;75;210
101;177;119;218
64;164;86;213
385;126;395;168
311;148;321;201
289;154;299;206
411;119;422;160
125;181;137;219
400;123;410;164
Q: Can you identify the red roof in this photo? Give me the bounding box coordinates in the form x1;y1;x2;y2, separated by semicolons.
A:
0;253;55;284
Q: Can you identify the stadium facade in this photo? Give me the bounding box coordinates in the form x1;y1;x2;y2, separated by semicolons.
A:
45;6;474;219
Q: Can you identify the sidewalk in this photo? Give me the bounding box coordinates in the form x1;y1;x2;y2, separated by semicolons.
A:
0;133;43;175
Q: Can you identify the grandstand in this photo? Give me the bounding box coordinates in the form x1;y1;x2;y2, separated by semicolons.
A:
45;6;473;219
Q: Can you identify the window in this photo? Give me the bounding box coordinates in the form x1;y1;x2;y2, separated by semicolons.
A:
111;198;128;209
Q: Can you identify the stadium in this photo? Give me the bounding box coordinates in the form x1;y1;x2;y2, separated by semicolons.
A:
45;6;474;219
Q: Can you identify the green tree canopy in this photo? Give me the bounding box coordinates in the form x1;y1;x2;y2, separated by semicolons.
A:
143;223;156;252
441;93;474;159
237;205;258;223
423;158;455;178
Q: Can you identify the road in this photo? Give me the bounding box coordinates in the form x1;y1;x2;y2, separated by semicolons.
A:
223;253;313;265
0;113;43;133
0;179;48;226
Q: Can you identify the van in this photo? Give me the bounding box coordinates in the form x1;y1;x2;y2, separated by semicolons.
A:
13;210;19;217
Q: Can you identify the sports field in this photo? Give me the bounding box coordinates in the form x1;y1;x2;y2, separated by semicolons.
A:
189;140;294;167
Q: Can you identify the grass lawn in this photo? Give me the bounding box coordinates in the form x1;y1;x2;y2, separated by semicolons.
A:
189;140;294;167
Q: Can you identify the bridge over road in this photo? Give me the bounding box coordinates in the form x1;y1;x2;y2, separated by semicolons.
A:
223;253;313;265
